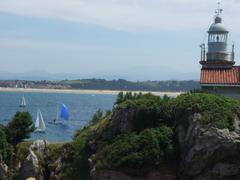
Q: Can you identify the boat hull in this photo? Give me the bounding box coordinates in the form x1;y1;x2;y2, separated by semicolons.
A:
48;121;63;125
35;129;46;133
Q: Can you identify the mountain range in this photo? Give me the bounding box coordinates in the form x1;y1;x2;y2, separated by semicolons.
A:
0;68;200;81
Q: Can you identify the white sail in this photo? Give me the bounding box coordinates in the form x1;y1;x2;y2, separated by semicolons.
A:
35;110;40;128
20;96;27;107
39;110;46;130
35;109;46;132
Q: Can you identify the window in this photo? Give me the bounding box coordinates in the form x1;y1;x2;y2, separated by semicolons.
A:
209;34;227;43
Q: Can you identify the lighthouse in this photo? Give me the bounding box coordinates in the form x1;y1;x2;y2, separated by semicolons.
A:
200;3;235;69
200;3;240;97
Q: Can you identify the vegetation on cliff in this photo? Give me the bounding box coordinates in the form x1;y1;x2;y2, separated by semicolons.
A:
0;112;34;165
0;125;12;164
3;92;240;179
173;93;240;130
56;92;240;179
94;126;174;170
6;112;35;145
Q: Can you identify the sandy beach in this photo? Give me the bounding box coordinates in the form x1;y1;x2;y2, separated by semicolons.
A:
0;87;183;97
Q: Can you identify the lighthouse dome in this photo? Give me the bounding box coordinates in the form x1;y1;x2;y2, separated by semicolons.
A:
208;16;228;33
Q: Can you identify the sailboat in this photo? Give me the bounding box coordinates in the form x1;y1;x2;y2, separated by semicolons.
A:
19;96;27;108
35;109;46;133
49;104;69;124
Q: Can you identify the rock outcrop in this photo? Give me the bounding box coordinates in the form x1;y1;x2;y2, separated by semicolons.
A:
19;140;48;180
0;155;8;180
20;150;40;180
92;170;176;180
176;113;240;180
90;111;240;180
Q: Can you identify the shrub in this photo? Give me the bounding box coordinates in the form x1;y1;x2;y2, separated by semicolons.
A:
115;92;144;105
6;112;35;145
116;94;174;132
173;93;240;130
94;126;174;170
90;109;104;125
0;125;12;164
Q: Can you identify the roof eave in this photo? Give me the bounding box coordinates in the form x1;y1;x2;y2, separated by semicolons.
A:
200;83;240;87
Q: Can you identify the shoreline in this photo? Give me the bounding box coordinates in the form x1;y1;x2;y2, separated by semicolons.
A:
0;87;183;96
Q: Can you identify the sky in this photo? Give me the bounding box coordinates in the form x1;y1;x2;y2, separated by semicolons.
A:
1;0;240;80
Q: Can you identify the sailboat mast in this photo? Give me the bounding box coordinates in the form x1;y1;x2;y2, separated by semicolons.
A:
56;105;59;121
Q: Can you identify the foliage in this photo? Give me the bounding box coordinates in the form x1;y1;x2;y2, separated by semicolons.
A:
116;92;240;130
173;93;240;130
15;141;33;162
0;125;12;164
116;92;174;132
115;92;144;105
55;92;240;179
6;112;35;145
90;109;112;125
105;109;112;117
60;112;113;179
94;126;173;170
90;109;104;124
59;131;91;179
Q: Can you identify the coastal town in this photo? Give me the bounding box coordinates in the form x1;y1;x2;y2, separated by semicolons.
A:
0;79;199;92
0;80;70;89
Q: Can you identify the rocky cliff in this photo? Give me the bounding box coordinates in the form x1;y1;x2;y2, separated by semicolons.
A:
2;92;240;180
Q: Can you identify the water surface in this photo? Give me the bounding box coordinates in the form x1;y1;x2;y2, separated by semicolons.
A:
0;91;116;141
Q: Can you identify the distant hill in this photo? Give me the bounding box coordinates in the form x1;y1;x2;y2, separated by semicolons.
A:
0;79;200;92
0;67;199;81
61;79;200;92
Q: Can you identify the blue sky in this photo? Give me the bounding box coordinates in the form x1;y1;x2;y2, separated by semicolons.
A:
0;0;240;80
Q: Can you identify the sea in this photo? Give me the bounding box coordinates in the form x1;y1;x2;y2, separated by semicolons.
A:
0;91;116;142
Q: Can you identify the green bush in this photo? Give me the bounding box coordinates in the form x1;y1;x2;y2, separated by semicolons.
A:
116;93;174;132
94;126;173;170
6;112;35;145
0;125;12;164
173;93;240;130
115;92;144;105
90;109;104;124
116;92;239;131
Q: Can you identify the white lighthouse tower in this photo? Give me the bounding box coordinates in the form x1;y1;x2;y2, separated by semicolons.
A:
200;3;235;69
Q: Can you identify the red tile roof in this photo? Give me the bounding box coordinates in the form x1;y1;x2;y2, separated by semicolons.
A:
200;66;240;85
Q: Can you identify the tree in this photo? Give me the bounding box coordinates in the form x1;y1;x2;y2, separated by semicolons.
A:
115;92;124;105
90;109;103;124
0;125;12;164
6;112;35;145
105;110;112;117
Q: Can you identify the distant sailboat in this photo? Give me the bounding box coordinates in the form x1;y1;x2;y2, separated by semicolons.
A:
49;104;69;124
19;96;27;108
49;105;62;124
35;109;46;133
60;104;69;121
49;103;69;125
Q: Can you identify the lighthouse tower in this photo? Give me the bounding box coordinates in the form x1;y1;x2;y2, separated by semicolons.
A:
200;3;235;69
200;3;240;98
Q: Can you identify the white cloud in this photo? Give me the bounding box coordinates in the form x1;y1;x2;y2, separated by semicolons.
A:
0;0;240;31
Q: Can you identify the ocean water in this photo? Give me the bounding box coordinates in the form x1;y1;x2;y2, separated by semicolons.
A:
0;91;116;142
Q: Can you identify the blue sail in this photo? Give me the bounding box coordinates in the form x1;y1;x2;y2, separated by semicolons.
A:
60;104;69;120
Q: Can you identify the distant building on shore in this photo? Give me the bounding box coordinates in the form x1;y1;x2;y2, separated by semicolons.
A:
199;3;240;97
